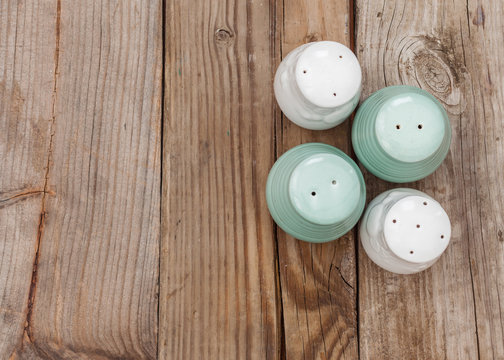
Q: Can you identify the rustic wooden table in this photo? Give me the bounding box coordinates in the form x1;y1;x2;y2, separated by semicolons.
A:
1;0;503;359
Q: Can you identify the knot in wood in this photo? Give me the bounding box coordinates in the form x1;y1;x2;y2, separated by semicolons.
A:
415;54;451;94
305;33;321;43
472;5;485;26
214;28;234;46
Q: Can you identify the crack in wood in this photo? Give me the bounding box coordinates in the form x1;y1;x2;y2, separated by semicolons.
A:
23;0;61;344
0;189;52;210
0;189;44;203
335;265;354;291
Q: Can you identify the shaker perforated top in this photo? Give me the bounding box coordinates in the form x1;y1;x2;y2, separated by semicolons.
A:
383;195;451;263
295;41;362;108
374;93;446;163
288;153;361;225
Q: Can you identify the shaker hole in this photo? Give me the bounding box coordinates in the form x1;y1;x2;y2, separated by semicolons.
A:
339;55;343;58
333;93;337;97
311;191;316;196
331;180;337;185
303;70;307;74
416;224;421;228
423;201;428;206
410;250;414;254
392;219;397;223
418;124;423;129
441;235;445;239
396;124;401;130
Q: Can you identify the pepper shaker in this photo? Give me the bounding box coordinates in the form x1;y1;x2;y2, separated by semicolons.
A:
360;188;451;274
352;85;451;182
274;41;362;130
266;143;366;243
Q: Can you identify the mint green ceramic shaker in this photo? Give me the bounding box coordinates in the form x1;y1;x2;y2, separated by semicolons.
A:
266;143;366;243
352;85;451;183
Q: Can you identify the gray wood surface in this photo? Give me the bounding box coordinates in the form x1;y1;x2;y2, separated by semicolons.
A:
274;0;359;359
0;0;503;358
1;1;161;358
0;0;55;357
160;0;280;358
356;0;503;358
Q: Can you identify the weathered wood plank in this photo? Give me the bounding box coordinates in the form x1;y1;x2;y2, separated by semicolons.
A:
0;0;55;357
462;0;504;357
9;1;162;358
160;0;280;359
355;0;504;358
275;1;359;358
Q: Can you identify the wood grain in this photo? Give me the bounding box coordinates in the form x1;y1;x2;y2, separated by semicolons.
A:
1;0;503;358
3;1;162;358
275;0;359;359
462;0;504;357
0;0;55;357
356;0;504;358
160;0;280;359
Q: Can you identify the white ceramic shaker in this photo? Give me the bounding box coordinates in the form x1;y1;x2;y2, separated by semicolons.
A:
274;41;362;130
360;188;451;274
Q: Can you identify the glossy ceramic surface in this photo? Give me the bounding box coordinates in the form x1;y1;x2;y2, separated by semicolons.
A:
266;143;366;243
274;41;362;130
352;85;451;182
360;188;451;274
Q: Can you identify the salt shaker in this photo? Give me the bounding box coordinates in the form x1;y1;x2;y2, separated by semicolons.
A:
266;143;366;243
360;188;451;274
352;85;451;182
274;41;362;130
